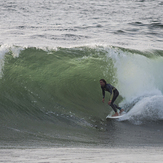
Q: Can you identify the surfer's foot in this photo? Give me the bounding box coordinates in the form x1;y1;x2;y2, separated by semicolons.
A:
112;112;119;116
120;109;124;114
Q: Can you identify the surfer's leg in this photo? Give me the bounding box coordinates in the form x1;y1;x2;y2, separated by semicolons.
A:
110;104;119;116
110;103;117;113
114;104;121;110
110;89;124;114
109;89;119;113
111;89;119;104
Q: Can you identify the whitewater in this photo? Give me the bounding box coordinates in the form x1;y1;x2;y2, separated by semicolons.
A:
0;0;163;162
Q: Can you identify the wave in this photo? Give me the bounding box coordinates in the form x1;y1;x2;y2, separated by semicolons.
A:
0;44;163;132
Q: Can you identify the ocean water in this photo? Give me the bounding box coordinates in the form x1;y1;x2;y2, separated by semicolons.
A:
1;0;163;49
0;0;163;162
1;147;163;163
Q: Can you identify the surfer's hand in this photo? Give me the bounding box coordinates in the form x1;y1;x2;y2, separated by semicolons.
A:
102;98;105;103
108;100;112;105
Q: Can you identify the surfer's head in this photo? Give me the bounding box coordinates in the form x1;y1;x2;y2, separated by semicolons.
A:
100;79;106;87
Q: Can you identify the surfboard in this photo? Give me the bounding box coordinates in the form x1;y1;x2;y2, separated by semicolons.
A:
106;112;126;119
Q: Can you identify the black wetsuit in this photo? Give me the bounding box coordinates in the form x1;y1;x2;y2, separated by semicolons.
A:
101;83;121;113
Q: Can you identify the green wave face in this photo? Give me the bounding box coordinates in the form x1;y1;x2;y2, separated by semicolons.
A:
0;47;118;117
1;46;163;118
0;46;163;146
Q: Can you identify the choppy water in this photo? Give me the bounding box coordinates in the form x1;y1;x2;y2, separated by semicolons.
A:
0;0;163;49
1;147;163;163
0;0;163;150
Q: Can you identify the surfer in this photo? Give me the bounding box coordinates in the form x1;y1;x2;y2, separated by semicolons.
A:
100;79;124;116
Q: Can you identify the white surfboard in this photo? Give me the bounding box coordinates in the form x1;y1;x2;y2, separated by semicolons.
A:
106;112;126;119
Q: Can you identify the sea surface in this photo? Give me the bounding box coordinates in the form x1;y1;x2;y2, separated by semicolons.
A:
0;0;163;162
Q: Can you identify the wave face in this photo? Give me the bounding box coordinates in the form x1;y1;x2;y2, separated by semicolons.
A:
0;45;163;146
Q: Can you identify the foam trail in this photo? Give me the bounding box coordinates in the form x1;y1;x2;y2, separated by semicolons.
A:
119;95;163;124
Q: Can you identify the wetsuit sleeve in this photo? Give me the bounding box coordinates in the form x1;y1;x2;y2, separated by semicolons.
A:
101;87;105;98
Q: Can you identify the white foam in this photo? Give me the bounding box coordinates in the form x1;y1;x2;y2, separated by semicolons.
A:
0;44;23;77
120;95;163;123
107;48;163;123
